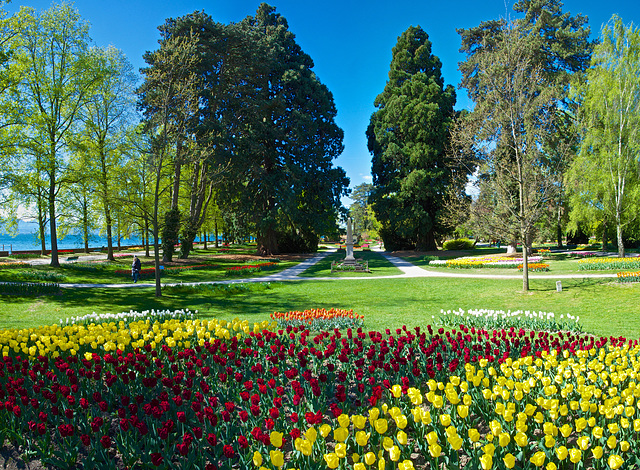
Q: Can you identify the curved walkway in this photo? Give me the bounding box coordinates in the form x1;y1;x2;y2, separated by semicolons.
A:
47;247;619;289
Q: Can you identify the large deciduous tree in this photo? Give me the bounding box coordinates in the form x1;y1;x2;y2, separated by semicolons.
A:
234;3;348;255
138;33;201;296
367;26;458;251
568;15;640;258
15;3;103;266
457;0;592;290
78;46;137;261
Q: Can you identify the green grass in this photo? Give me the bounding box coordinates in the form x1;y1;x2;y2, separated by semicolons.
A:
298;250;402;277
1;275;638;339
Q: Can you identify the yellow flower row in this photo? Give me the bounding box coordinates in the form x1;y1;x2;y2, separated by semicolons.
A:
0;317;274;357
248;346;640;469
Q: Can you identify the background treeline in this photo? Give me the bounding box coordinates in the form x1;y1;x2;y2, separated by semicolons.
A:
363;0;640;278
0;2;349;276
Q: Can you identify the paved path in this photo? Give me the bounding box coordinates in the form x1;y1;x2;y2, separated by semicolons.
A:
43;246;618;289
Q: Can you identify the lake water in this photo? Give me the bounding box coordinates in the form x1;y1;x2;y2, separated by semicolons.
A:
0;221;145;252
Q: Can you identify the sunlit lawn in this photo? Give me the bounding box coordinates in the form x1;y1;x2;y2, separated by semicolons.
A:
0;273;638;339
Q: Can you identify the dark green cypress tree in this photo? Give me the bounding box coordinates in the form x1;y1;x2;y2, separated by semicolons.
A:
367;26;458;251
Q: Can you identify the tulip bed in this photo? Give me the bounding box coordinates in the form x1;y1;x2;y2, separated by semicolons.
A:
616;271;640;283
2;311;640;469
578;258;640;271
429;256;544;269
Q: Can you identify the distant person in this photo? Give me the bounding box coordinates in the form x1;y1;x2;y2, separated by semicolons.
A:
131;255;141;283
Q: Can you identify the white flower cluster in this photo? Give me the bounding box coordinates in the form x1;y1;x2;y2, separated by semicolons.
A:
434;308;582;333
61;308;196;326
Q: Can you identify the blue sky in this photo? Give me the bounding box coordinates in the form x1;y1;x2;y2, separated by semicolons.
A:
7;0;639;197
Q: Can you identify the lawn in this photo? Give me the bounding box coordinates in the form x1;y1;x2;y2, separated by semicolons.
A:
298;249;402;277
0;247;297;285
1;274;638;338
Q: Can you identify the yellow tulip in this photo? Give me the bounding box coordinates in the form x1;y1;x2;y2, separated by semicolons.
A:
353;452;361;463
469;428;480;442
334;427;349;442
635;419;640;432
407;387;422;405
378;457;386;470
480;453;493;470
389;446;401;462
395;414;408;429
355;463;366;470
592;446;603;459
620;440;630;452
375;419;388;434
457;404;469;419
397;430;408;446
253;451;263;466
514;432;528;447
398;460;414;470
608;422;620;434
391;384;402;398
440;414;451;427
320;424;331;437
498;433;510;447
569;448;582;464
356;431;370;446
353;414;367;429
382;437;394;451
559;424;572;437
427;431;438;445
369;407;380;424
592;426;603;439
270;431;283;448
335;443;347;459
489;420;501;436
608;455;624;470
270;450;284;468
556;445;568;460
503;453;516;469
305;427;317;444
299;439;312;456
607;435;617;449
576;435;589;451
448;434;463;451
323;452;339;469
364;452;377;465
530;451;546;467
338;414;350;428
428;443;442;458
544;435;556;448
483;443;495;457
575;417;587;432
546;463;557;470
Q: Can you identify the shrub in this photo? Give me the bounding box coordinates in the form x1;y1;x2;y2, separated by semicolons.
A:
0;282;60;296
442;238;475;250
423;255;440;263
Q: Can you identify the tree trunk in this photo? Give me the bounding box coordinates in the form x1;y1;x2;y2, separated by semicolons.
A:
37;200;47;256
601;219;608;252
506;242;518;255
556;206;563;248
105;212;114;261
257;226;279;255
214;215;219;248
617;221;625;258
521;234;529;291
144;218;150;258
49;174;59;268
416;230;437;251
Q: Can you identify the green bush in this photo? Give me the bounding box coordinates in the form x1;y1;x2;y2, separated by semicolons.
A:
442;238;475;251
0;282;60;296
423;255;440;263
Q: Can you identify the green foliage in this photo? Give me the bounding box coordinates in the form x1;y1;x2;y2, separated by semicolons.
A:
442;238;475;251
368;26;460;251
423;255;440;263
5;271;67;282
568;15;640;259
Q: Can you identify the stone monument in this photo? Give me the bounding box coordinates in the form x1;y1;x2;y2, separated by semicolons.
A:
344;217;357;265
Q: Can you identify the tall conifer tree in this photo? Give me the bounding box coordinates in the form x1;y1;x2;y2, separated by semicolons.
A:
367;26;458;251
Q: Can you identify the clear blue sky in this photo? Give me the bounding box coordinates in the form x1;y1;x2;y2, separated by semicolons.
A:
7;0;639;196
